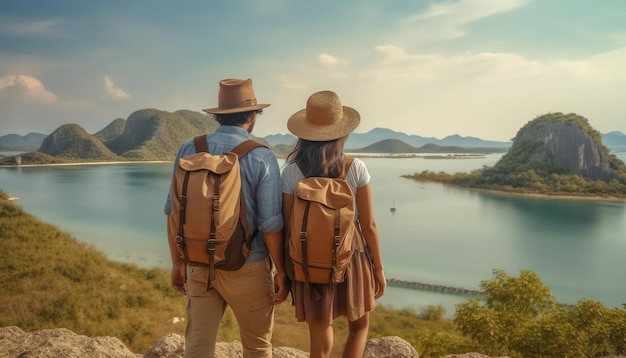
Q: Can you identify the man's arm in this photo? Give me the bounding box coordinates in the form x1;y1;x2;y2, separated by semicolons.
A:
264;231;287;304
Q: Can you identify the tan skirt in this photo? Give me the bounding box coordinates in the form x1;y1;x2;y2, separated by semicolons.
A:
292;250;376;324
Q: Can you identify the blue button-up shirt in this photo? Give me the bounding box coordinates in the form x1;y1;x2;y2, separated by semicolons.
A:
164;125;283;262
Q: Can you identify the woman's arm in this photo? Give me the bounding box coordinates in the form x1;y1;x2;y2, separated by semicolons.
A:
355;183;383;270
355;183;386;298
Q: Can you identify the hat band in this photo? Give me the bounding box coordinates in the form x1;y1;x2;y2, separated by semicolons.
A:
220;98;258;109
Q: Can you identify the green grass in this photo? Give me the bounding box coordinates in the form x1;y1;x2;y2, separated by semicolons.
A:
0;189;459;355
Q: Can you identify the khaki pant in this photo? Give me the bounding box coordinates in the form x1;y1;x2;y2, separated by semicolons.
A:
184;258;274;358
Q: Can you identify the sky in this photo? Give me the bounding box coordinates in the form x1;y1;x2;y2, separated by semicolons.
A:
1;0;625;141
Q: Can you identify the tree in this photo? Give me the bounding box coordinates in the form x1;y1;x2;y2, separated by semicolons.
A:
454;269;626;357
454;269;556;357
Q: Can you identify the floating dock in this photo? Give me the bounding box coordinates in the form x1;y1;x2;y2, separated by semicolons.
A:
386;278;485;297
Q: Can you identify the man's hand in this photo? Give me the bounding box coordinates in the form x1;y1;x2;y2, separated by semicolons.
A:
171;263;187;295
271;271;288;305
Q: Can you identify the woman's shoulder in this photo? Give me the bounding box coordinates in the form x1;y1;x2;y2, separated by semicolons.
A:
349;156;368;170
346;156;370;184
281;162;303;179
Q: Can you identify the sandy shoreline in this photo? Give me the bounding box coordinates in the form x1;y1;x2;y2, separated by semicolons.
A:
0;160;172;168
468;186;626;203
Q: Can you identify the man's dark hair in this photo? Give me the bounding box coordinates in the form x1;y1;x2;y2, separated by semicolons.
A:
212;110;262;126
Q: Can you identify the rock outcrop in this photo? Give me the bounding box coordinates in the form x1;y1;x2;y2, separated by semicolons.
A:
0;326;138;358
507;113;624;182
0;326;419;358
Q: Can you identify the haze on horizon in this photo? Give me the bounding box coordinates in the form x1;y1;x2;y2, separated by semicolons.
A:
1;1;625;141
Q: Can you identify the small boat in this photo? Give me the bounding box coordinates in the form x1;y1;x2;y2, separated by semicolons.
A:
390;198;396;212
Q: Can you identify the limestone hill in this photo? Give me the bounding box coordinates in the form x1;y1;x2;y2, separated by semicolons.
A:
39;124;123;161
499;112;624;182
2;109;225;164
104;109;219;160
94;117;126;142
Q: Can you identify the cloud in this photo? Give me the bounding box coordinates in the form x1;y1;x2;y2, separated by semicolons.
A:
404;0;530;39
361;45;605;83
104;76;130;100
278;75;306;90
0;74;57;103
318;54;337;66
0;16;66;37
317;53;349;67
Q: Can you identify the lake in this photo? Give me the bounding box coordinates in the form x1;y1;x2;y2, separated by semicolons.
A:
1;152;625;317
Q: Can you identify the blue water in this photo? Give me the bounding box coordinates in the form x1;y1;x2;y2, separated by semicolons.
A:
1;153;625;317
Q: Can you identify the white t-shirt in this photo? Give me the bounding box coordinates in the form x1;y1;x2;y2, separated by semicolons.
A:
281;157;371;200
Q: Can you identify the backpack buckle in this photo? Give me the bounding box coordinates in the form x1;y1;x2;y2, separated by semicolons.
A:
207;238;215;251
334;236;340;246
213;196;220;211
175;236;184;247
300;232;307;242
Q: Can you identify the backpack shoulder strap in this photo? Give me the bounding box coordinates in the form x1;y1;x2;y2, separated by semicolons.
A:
193;135;209;153
231;140;267;158
341;155;354;179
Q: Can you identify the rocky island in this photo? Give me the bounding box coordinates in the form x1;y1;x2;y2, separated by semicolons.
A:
405;112;626;199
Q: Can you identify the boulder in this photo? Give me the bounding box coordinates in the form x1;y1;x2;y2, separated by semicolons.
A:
0;326;422;358
0;326;138;358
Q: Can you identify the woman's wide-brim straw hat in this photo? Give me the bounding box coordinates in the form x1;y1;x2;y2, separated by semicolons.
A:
287;90;360;141
203;78;270;114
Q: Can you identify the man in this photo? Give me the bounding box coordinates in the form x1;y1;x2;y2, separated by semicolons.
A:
164;78;286;358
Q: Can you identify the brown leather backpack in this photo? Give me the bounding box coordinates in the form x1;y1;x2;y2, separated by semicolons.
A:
167;136;265;289
287;156;357;285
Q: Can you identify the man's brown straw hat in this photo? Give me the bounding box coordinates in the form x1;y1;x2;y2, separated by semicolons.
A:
203;78;270;114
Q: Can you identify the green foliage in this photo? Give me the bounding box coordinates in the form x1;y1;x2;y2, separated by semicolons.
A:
405;168;626;198
419;305;447;321
454;269;626;357
0;151;69;165
368;306;471;358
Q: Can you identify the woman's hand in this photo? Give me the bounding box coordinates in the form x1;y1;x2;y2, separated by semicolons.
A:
374;269;386;299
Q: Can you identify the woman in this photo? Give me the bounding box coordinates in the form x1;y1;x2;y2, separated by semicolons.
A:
281;90;386;358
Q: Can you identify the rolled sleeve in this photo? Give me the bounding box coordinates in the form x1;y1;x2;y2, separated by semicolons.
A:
252;150;283;234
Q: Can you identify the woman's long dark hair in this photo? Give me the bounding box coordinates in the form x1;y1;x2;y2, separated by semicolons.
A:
286;136;348;178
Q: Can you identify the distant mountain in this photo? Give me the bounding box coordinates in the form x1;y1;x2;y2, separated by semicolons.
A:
94;118;126;142
345;127;512;150
104;108;219;160
601;131;626;149
354;139;420;153
351;139;509;154
262;127;512;149
262;133;296;146
1;109;276;164
0;133;47;151
40;124;123;161
2;110;623;163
